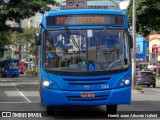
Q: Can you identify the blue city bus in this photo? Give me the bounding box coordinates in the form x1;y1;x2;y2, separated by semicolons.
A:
0;58;20;77
35;9;133;114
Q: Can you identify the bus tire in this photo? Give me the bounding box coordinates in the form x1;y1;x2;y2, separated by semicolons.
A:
106;105;117;114
46;106;55;115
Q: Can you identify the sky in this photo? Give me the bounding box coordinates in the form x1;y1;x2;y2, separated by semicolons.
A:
119;0;130;10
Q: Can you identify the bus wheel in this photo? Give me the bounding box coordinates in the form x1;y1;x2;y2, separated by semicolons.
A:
106;105;117;114
46;106;55;115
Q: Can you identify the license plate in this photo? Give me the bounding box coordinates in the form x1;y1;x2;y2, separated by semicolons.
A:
145;82;150;83
81;93;95;98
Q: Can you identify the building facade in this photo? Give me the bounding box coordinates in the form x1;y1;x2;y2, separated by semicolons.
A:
136;35;149;70
148;33;160;65
60;0;120;10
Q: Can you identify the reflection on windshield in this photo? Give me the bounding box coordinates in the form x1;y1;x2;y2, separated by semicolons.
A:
43;29;130;72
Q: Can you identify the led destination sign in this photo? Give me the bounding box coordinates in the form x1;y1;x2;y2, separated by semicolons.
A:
46;15;124;27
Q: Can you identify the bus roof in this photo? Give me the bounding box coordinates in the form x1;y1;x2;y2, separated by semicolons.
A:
44;9;126;16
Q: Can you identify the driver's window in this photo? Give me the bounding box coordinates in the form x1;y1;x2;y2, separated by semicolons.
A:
45;32;56;51
44;32;58;68
123;31;130;66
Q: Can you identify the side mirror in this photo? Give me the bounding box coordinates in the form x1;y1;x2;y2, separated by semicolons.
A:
129;34;133;48
35;32;41;46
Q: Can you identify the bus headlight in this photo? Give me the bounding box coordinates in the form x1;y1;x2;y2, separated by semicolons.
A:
125;79;130;85
42;78;59;89
117;77;131;87
43;80;50;87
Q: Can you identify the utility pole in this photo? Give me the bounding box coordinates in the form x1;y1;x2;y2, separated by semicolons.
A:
132;0;136;89
156;50;159;76
157;61;159;76
18;45;21;61
19;20;22;61
28;43;30;70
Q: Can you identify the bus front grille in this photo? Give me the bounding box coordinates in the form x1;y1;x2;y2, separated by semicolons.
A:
63;77;111;85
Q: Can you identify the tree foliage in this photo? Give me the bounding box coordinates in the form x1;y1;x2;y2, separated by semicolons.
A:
126;0;160;37
0;0;57;56
0;0;57;23
10;27;37;54
21;27;37;55
0;31;11;57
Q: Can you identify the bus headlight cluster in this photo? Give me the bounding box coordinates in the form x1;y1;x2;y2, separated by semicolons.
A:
43;80;50;87
125;79;130;85
43;78;53;88
42;78;59;89
117;77;130;87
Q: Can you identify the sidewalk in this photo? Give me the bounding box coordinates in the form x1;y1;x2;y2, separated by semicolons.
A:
156;79;160;85
19;73;38;77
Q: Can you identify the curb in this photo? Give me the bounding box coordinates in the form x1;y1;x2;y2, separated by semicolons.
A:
132;90;144;94
19;75;38;77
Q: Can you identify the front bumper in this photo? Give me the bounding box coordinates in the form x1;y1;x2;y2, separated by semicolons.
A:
6;72;20;76
42;86;132;106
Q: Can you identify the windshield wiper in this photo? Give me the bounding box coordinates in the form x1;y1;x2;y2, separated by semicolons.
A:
64;26;80;51
96;27;107;49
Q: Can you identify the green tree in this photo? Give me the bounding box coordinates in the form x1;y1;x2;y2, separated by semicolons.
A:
21;27;37;55
0;31;11;57
10;27;37;58
126;0;160;37
21;27;37;70
0;0;57;56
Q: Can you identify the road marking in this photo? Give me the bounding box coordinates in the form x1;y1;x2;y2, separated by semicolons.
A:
4;91;39;97
10;79;32;103
0;101;40;103
0;83;14;87
19;92;31;102
0;79;12;82
14;82;38;85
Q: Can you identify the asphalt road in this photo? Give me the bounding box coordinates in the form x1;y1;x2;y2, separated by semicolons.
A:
0;76;160;120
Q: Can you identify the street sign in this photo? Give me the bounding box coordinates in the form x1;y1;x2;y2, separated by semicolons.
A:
66;0;87;9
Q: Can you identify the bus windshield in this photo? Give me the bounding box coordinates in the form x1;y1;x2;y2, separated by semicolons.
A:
43;29;130;72
8;62;19;69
